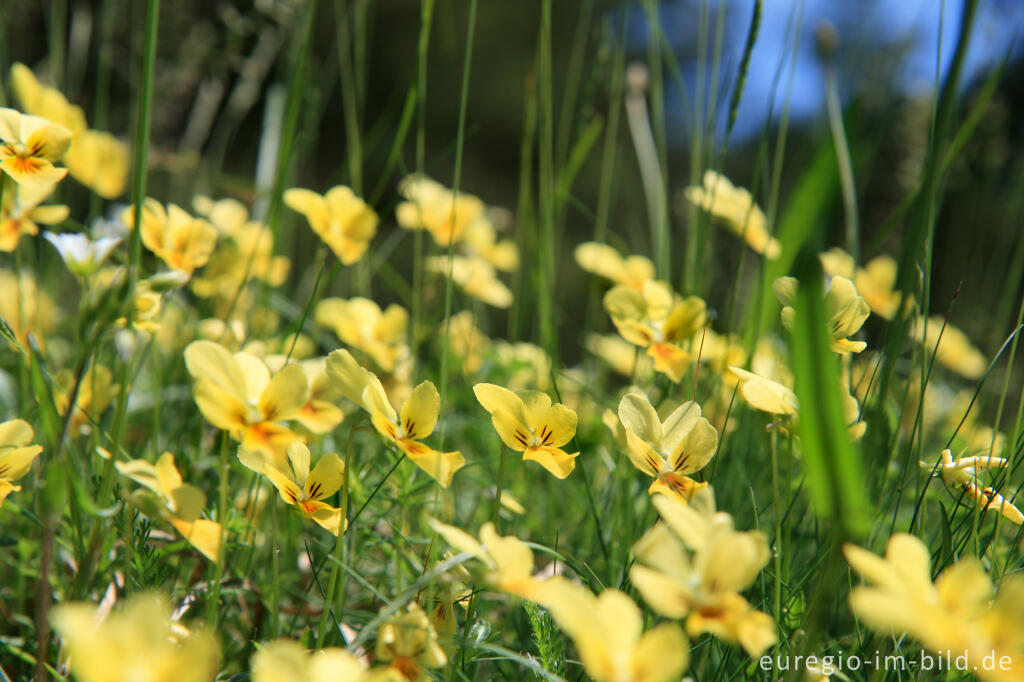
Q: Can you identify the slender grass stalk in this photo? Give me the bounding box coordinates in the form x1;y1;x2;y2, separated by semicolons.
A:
334;0;363;195
410;0;436;374
536;0;558;357
824;65;859;261
624;66;668;279
491;446;507;526
269;492;281;638
437;0;478;448
127;0;159;294
205;432;230;626
554;0;594;171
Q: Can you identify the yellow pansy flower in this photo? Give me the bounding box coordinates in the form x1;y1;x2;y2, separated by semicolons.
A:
473;383;579;479
261;441;346;535
428;519;547;600
820;248;902;320
0;108;72;187
630;490;777;657
460;217;519;271
11;63;129;198
922;449;1023;525
845;533;1024;681
537;578;690;682
426;255;513;308
264;356;345;435
775;275;870;354
616;393;718;503
252;639;400;682
327;349;464;487
55;364;120;435
0;419;43;507
683;170;779;258
375;602;449;682
184;340;308;467
51;592;219;682
914;316;987;380
116;452;222;562
604;280;707;382
315;297;409;372
122;199;219;276
0;269;59;348
191;218;289;300
284;185;378;265
447;311;491;374
1;182;69;251
395;174;485;246
585;333;654;378
574;241;656;290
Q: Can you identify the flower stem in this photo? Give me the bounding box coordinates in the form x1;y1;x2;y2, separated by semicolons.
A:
491;446;507;526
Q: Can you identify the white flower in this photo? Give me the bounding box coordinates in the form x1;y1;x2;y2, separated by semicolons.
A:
43;231;121;276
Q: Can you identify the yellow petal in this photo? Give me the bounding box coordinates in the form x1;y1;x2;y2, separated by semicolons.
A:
168;517;222;563
259;363;309;421
325;348;374;409
632;623;690;682
623;425;664;477
665;414;718;475
400;381;440;440
629;564;691;619
307;451;345;500
617;393;662;444
0;419;34;447
729;366;799;416
397;440;465;488
532;404;577;449
0;444;42;482
428;518;489;562
284;188;329;233
1;156;68;187
489;409;534;452
184;340;248;402
309;503;346;536
574;242;628;284
523;446;577;479
646;342;691;382
193;379;248;432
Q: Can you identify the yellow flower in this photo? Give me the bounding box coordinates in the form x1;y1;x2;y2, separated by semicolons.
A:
395;175;485;246
0;419;43;507
11;63;129;198
775;275;870;354
914;316;987;379
574;241;656;290
537;578;690;682
585;333;654;378
184;340;309;467
922;449;1023;525
261;441;346;535
473;383;579;479
447;311;490;374
820;248;902;320
683;170;779;258
0;269;59;348
0;182;68;251
55;364;120;435
252;639;399;682
116;452;223;562
315;297;409;372
428;519;547;600
375;602;449;682
264;356;345;434
616;393;718;503
603;280;707;382
0;108;72;187
426;255;513;308
460;217;519;271
844;532;1024;681
493;341;552;391
122;199;218;276
284;185;378;265
327;349;464;487
51;592;219;682
729;366;799;417
630;490;777;657
191;217;289;300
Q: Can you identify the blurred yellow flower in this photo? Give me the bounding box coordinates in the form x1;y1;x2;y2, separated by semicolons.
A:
616;393;718;503
122;199;218;276
428;519;546;600
820;248;902;320
395;175;485;246
262;441;346;535
460;217;519;271
683;170;779;258
252;639;399;682
1;182;68;251
447;311;490;374
375;602;449;681
191;220;289;300
0;269;59;347
914;316;987;380
284;185;378;265
604;280;706;382
316;297;409;372
922;449;1022;525
0;419;43;507
473;383;579;479
775;275;870;354
537;578;690;682
585;333;654;378
426;255;513;308
55;364;120;435
0;107;72;187
264;356;345;435
116;452;222;562
184;340;308;467
845;533;1024;681
630;490;777;657
729;366;798;417
574;241;656;290
11;63;129;198
328;349;464;487
51;592;218;682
